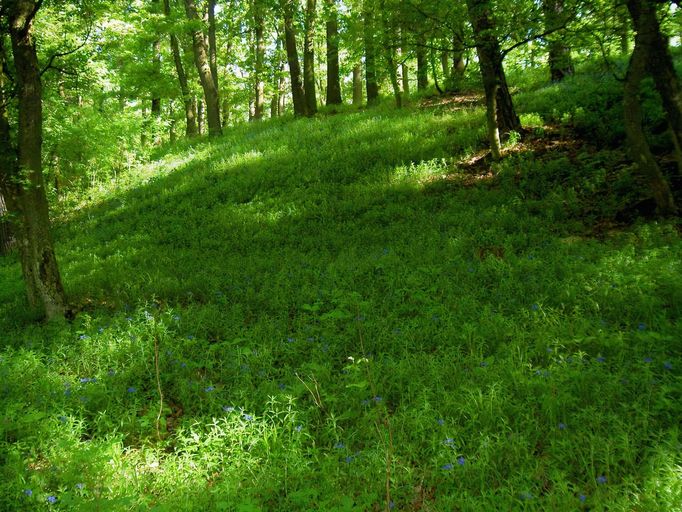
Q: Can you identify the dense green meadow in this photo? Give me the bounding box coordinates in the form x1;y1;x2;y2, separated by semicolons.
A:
1;68;681;510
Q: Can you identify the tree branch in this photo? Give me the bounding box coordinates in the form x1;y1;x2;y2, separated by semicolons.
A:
39;23;92;77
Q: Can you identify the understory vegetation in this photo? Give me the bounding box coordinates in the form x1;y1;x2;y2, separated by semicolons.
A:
1;62;682;511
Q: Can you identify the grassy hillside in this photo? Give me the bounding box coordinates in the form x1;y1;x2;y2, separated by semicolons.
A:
1;87;681;510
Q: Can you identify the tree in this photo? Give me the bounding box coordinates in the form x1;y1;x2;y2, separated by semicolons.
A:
543;0;574;81
0;0;67;320
304;0;318;114
363;0;380;105
281;0;307;116
184;0;222;135
325;0;342;105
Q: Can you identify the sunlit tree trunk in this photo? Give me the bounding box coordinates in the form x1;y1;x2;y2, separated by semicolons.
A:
325;0;342;105
363;0;379;105
304;0;318;115
623;35;676;215
253;0;265;120
542;0;574;82
1;1;67;320
184;0;222;136
352;64;363;106
281;0;307;116
208;0;218;92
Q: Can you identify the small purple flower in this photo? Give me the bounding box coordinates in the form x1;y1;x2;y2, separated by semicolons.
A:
519;492;534;501
480;361;488;367
644;357;653;363
579;494;586;502
126;316;133;322
437;418;445;426
444;438;454;446
23;489;32;497
457;456;465;466
531;304;539;311
127;387;137;393
663;361;673;370
205;386;215;392
98;327;104;333
243;413;254;421
79;334;89;340
638;323;647;331
596;475;607;484
441;463;454;470
596;356;606;363
295;424;303;432
75;483;85;490
187;335;195;340
278;383;286;390
223;406;235;412
334;442;345;449
373;396;382;402
558;422;566;430
47;495;57;504
180;362;187;368
173;315;180;321
286;337;296;343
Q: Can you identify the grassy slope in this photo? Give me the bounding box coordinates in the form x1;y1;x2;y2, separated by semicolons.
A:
0;95;681;511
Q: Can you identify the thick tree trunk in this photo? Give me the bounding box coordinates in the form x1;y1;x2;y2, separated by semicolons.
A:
542;0;573;82
163;0;197;137
352;64;363;106
325;0;342;105
466;0;521;147
363;0;379;106
253;1;265;120
184;0;222;136
416;35;428;91
304;0;318;115
3;1;67;320
624;37;677;215
627;0;682;175
281;0;307;116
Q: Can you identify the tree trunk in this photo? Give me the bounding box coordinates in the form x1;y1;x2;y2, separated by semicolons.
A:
380;5;401;108
197;98;204;134
163;0;197;137
400;26;410;96
281;0;307;116
466;0;521;144
151;0;162;134
363;0;379;106
253;0;265;120
623;36;677;215
627;0;682;175
417;35;428;91
352;64;363;106
208;0;219;92
325;0;342;105
447;28;466;92
184;0;222;136
542;0;574;82
3;1;67;320
304;0;318;115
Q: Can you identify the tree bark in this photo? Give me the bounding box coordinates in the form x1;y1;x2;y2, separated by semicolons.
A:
325;0;342;105
542;0;574;82
281;0;307;116
352;64;363;106
627;0;682;175
151;0;162;130
623;35;676;215
304;0;318;115
184;0;222;136
163;0;197;137
466;0;521;148
253;0;265;120
197;97;204;134
208;0;219;92
416;35;428;91
380;4;401;108
2;0;67;319
363;0;379;106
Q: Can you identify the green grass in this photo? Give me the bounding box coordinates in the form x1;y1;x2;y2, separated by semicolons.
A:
1;90;681;510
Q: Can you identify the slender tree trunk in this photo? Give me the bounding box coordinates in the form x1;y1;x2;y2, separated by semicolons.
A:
466;0;521;146
2;1;67;319
623;36;676;215
430;47;443;94
197;98;204;134
627;0;682;175
151;0;162;134
304;0;318;115
352;64;363;106
184;0;222;136
208;0;219;92
417;35;428;91
163;0;197;137
447;28;466;92
253;0;265;120
281;0;307;116
325;0;342;105
380;5;401;108
400;26;410;96
364;0;379;105
542;0;574;82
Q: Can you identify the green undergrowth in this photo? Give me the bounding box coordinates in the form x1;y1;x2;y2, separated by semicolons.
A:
1;86;681;511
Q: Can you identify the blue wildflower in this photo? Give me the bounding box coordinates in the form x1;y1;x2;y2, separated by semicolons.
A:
98;327;104;333
286;337;296;343
663;361;673;370
334;442;345;449
596;475;607;484
519;492;534;501
75;483;84;490
47;495;57;504
187;335;195;340
638;323;646;331
344;455;353;464
480;361;488;367
23;489;32;497
180;362;187;368
437;418;445;426
243;413;254;421
205;386;215;392
58;415;67;423
278;383;286;390
79;334;89;340
579;494;586;502
126;316;133;322
547;348;553;353
173;315;180;321
558;422;567;430
531;304;539;311
441;463;454;470
644;357;653;363
457;456;465;466
223;406;235;412
108;369;116;376
596;356;606;363
127;387;137;393
373;396;382;402
295;424;303;432
444;438;455;446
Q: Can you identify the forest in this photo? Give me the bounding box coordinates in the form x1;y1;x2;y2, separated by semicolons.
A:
0;0;681;509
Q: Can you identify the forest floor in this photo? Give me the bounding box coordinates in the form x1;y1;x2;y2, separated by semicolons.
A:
0;82;681;510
